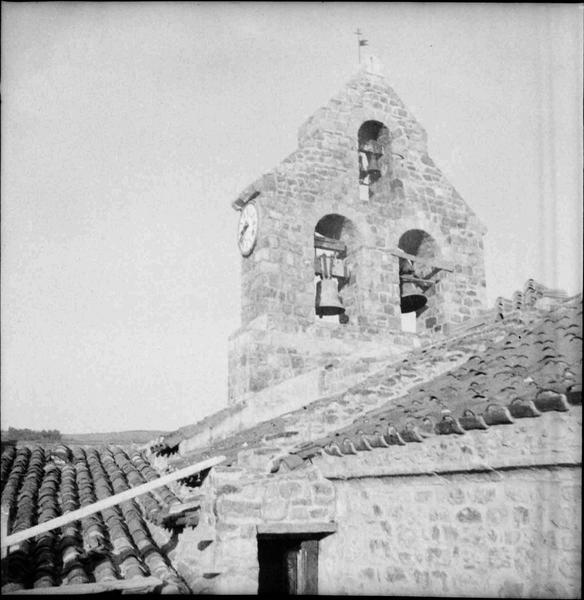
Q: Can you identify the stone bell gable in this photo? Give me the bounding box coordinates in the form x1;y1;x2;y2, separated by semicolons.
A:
229;57;487;406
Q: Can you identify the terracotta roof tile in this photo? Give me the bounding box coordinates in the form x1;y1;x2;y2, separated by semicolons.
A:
290;296;581;462
0;444;187;593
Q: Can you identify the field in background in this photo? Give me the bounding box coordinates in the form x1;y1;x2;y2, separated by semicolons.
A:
2;430;169;447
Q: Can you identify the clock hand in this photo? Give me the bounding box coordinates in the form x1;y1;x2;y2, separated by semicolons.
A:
239;222;249;241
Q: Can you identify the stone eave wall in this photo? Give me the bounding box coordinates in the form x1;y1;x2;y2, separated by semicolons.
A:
165;405;581;595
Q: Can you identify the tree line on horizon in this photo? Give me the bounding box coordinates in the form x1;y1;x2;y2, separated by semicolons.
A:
2;427;62;442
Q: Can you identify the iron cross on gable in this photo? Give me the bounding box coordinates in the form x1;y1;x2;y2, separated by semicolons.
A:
354;29;368;63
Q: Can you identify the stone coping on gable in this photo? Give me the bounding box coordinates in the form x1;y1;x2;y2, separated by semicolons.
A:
313;406;582;481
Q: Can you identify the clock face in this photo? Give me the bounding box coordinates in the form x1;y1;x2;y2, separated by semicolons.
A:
237;202;259;256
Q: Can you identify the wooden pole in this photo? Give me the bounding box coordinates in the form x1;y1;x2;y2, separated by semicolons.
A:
388;247;454;273
1;504;9;558
1;455;225;549
5;575;164;595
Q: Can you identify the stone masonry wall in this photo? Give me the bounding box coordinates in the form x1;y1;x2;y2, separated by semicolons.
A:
167;409;580;596
319;468;581;597
316;406;582;597
166;459;335;595
228;312;425;402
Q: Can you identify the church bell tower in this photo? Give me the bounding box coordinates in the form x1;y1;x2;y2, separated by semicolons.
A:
228;56;487;406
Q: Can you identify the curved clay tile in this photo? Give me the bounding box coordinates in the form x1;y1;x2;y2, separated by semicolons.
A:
534;391;570;412
382;425;406;446
340;438;358;455
458;409;488;430
31;531;58;589
12;447;45;534
60;530;87;575
91;556;118;583
435;415;465;435
508;398;541;419
400;422;424;442
1;446;17;492
509;365;529;378
367;431;391;448
419;417;435;438
324;442;344;457
353;434;374;452
482;403;514;426
491;369;514;384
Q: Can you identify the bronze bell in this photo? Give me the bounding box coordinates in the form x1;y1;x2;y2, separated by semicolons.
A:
399;259;427;313
316;278;345;316
316;253;345;317
400;282;427;313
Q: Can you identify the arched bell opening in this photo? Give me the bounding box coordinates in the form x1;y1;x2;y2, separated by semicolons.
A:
313;214;359;324
358;120;390;198
397;229;440;333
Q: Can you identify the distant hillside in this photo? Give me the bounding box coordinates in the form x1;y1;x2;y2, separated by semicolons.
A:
61;430;170;445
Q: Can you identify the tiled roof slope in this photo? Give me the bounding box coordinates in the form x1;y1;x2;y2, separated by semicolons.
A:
159;291;581;471
1;445;188;593
153;316;501;465
152;280;575;461
292;294;582;460
495;278;569;319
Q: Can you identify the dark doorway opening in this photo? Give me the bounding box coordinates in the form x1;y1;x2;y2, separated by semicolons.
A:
258;537;319;595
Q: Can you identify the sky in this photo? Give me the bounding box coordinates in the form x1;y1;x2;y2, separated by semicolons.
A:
1;2;582;433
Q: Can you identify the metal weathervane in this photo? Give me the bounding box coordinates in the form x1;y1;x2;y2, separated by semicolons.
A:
355;29;368;64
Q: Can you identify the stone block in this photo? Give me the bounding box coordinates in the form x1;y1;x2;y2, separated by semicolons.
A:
288;505;311;520
291;496;311;506
456;507;482;523
278;481;304;499
447;487;465;504
413;569;430;589
216;484;241;495
312;480;335;499
469;487;496;504
429;509;449;522
486;505;509;525
309;507;329;520
458;543;487;569
384;565;407;583
512;505;529;527
216;497;261;520
488;546;512;568
441;525;459;542
503;529;521;545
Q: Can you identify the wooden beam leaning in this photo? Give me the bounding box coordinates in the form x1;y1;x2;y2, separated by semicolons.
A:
5;575;164;595
1;455;225;549
388;247;454;273
350;245;454;273
314;234;347;255
1;504;8;559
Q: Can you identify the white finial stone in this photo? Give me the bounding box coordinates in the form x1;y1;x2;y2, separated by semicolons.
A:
364;54;383;75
